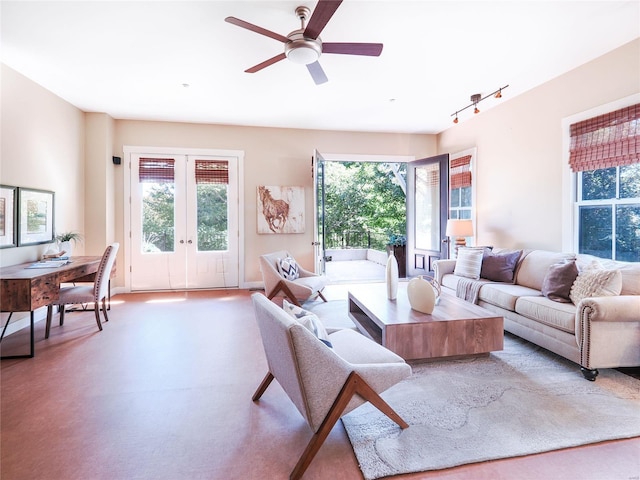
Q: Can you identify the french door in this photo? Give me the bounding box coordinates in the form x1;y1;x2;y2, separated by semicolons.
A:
312;150;326;274
130;152;239;290
406;154;450;277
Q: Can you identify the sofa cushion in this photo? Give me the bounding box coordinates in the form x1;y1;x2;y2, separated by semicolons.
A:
569;267;622;305
481;250;522;282
282;300;332;347
478;283;542;312
541;260;579;303
515;250;576;291
514;296;576;334
454;247;484;280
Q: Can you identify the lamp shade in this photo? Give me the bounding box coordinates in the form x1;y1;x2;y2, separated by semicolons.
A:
446;219;473;237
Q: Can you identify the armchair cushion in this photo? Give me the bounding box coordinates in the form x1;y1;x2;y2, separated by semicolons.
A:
282;300;332;347
278;255;300;280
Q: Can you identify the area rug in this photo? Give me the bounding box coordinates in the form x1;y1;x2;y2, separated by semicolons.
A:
341;333;640;480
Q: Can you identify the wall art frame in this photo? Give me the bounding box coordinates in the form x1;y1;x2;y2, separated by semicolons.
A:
17;187;55;246
0;185;18;249
257;185;305;234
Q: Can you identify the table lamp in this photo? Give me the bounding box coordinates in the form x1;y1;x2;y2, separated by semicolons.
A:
445;219;474;254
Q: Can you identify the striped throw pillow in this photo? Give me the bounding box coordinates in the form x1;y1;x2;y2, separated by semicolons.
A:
454;248;484;280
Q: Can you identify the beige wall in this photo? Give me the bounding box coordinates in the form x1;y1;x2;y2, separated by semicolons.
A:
114;122;435;284
0;64;86;266
437;38;640;251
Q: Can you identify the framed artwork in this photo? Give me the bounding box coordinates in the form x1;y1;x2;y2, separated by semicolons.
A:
257;185;305;234
18;188;55;246
0;185;18;248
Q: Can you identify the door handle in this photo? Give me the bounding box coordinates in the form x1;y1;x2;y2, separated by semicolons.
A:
180;240;185;244
311;241;321;246
188;240;193;244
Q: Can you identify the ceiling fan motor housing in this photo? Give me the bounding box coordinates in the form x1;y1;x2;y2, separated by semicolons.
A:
285;30;322;64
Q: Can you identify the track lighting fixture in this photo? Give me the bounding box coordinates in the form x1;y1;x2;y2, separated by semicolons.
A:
451;85;509;124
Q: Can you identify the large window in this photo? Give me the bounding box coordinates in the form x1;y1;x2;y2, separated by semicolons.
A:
576;165;640;261
570;103;639;261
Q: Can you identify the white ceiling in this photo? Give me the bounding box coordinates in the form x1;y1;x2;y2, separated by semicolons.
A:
1;1;639;134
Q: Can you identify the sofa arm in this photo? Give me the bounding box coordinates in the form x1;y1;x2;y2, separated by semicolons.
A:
578;295;640;324
434;259;456;284
576;295;640;371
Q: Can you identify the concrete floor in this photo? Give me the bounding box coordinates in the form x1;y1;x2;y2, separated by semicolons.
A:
323;259;386;284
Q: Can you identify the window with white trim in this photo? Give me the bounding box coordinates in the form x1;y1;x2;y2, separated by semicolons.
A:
570;103;640;261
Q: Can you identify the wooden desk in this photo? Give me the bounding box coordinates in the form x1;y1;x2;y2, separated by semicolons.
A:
0;256;102;359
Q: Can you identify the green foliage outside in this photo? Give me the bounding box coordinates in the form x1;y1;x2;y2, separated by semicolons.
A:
324;162;406;250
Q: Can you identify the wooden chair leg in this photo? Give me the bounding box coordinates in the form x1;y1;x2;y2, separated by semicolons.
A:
101;297;110;323
267;280;302;307
290;372;408;480
317;291;328;303
59;305;65;326
93;304;103;331
252;372;274;401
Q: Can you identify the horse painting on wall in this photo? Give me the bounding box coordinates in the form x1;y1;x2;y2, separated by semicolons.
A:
257;186;305;234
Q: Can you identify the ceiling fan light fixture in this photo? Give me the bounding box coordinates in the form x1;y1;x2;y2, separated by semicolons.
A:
286;43;321;64
285;31;322;64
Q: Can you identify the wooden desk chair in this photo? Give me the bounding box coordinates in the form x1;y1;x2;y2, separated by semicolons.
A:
251;293;411;479
45;243;119;338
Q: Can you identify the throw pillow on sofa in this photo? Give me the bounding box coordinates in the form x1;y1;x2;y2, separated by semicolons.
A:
277;256;300;280
569;266;622;305
480;250;522;282
282;300;332;347
541;260;579;303
454;247;485;280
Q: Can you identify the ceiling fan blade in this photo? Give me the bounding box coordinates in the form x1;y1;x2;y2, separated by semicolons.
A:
323;42;383;56
304;0;343;40
307;61;328;85
245;53;287;73
225;16;289;43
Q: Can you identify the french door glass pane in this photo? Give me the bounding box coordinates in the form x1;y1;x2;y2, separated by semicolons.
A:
142;183;175;253
616;204;640;261
415;163;440;250
578;205;612;258
197;184;228;251
581;168;616;200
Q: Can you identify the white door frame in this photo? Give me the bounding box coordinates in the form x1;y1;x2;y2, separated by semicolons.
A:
123;145;245;292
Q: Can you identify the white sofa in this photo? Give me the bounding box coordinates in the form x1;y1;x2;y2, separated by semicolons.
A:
435;249;640;380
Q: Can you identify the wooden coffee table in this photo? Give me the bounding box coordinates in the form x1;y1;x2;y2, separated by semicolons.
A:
348;283;503;361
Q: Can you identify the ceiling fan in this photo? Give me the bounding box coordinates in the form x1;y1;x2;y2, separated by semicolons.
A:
225;0;383;85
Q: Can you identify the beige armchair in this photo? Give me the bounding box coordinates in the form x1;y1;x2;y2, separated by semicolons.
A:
259;250;327;306
251;293;411;479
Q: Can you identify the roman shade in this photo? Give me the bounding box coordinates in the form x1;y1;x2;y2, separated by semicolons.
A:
195;159;229;184
569;103;640;172
139;158;175;183
450;154;472;189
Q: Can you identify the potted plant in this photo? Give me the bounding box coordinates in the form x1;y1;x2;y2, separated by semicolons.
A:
55;231;83;257
386;233;407;278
